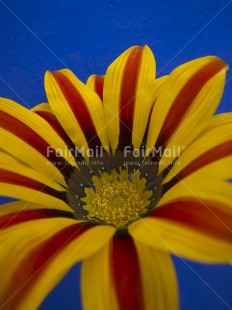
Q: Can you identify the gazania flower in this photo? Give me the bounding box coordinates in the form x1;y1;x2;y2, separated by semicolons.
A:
0;45;232;310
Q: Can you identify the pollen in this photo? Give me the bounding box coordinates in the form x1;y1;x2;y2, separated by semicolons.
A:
81;168;152;228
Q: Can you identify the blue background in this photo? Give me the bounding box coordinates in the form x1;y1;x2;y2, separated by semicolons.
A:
0;0;232;309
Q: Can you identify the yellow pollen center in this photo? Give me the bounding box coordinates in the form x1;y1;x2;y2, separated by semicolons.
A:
82;168;152;228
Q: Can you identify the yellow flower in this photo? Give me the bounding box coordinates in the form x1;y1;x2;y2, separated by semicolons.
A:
0;45;232;309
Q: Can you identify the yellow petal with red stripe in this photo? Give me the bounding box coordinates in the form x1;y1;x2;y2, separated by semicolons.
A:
0;218;115;310
163;122;232;184
134;241;178;310
0;152;67;191
0;98;76;166
82;232;178;310
103;45;156;152
160;175;232;209
156;180;232;262
0;202;75;233
0;129;68;187
83;234;144;310
0;172;68;211
141;75;168;151
146;56;227;171
0;218;77;309
31;102;49;112
86;74;104;100
32;103;78;158
45;69;109;157
0;98;76;186
0;151;69;209
109;234;145;310
129;216;232;263
150;198;232;245
81;242;118;310
0;201;71;219
0;183;68;210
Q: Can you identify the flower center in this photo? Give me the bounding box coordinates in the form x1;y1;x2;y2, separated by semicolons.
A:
66;150;163;226
81;168;152;228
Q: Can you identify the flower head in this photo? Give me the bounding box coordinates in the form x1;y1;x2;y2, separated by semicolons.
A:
0;45;232;309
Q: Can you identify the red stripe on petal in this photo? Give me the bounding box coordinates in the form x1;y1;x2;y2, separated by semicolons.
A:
156;60;226;148
52;71;101;149
179;140;232;179
0;111;73;176
110;234;144;310
94;75;104;100
4;223;90;309
0;209;73;229
150;200;232;242
119;47;143;148
164;140;232;192
35;110;80;159
0;169;66;201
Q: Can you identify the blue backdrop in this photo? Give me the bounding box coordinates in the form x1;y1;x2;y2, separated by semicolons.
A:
0;0;232;309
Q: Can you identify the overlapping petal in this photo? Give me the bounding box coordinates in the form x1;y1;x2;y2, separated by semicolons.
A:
161;168;232;207
0;152;70;209
152;199;232;243
134;241;178;310
0;98;76;186
86;74;104;101
45;69;109;156
0;216;115;310
0;201;72;225
203;112;232;132
162;121;232;186
130;178;232;263
0;151;66;191
109;234;144;310
146;56;228;170
81;242;118;310
32;103;77;155
82;233;178;310
129;214;232;263
104;45;156;151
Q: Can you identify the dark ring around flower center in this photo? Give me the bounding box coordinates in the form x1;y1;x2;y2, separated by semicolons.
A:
66;149;164;227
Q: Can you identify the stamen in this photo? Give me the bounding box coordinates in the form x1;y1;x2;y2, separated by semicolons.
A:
81;168;152;228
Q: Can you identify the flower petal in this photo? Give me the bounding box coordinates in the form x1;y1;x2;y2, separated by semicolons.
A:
163;122;232;186
109;234;144;310
0;218;77;309
0;98;76;185
146;56;228;171
0;171;68;209
82;234;144;310
129;216;232;263
203;112;232;132
132;173;232;261
81;242;118;310
32;103;77;156
103;45;156;152
0;219;115;309
86;74;104;100
0;151;66;191
142;76;168;148
82;233;179;310
0;153;68;209
45;69;109;155
0;201;72;227
160;171;232;208
151;199;232;243
134;240;178;310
